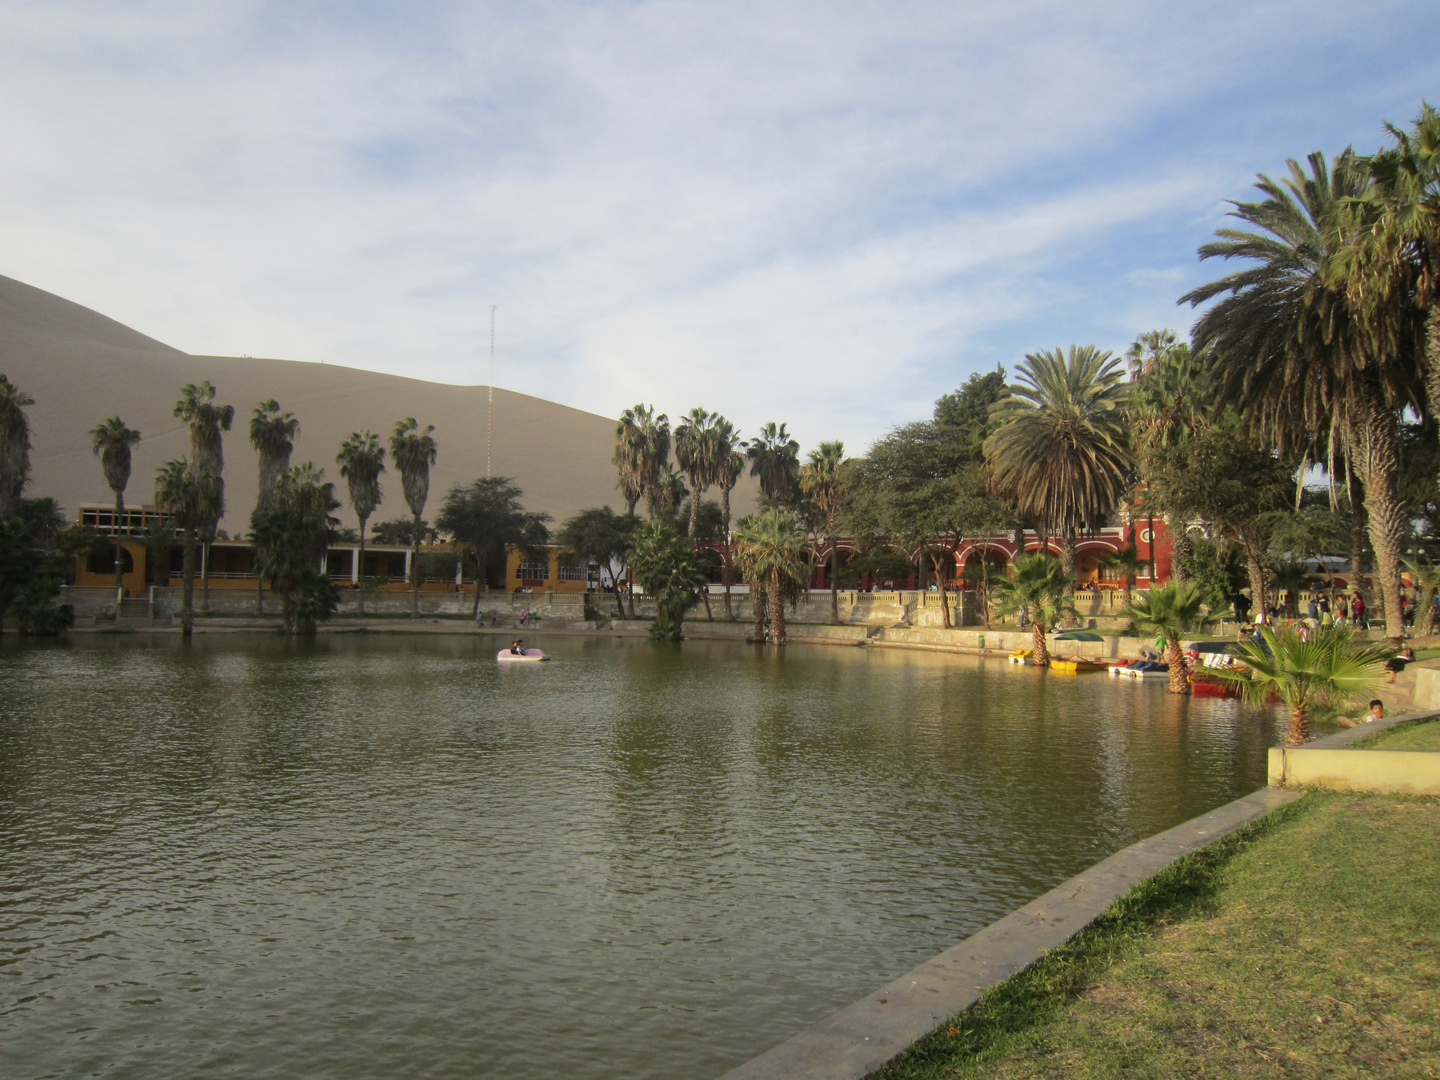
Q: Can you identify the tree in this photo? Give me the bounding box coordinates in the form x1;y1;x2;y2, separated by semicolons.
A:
614;404;670;520
337;431;386;614
985;346;1132;590
1183;150;1424;643
1125;331;1200;582
674;408;719;539
1404;557;1440;635
436;477;550;615
712;417;745;620
90;416;142;592
799;441;848;624
558;507;639;619
1120;580;1217;695
251;464;341;634
746;422;800;506
650;462;688;527
627;520;707;641
390;418;438;615
988;553;1076;665
153;458;222;637
174;381;234;613
732;509;810;645
1098;540;1144;605
0;500;86;635
0;373;34;519
1210;625;1389;745
249;399;298;612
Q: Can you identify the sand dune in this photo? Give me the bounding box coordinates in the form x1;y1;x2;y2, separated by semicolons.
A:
0;274;755;533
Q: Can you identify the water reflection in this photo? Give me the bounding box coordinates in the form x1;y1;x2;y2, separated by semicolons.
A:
0;634;1280;1080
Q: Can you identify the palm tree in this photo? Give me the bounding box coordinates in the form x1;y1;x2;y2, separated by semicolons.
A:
1126;334;1202;584
1347;103;1440;460
1119;580;1217;695
1125;328;1181;379
337;431;386;614
90;416;142;591
174;381;234;612
988;552;1076;665
249;400;298;612
0;374;34;519
1404;557;1440;635
713;418;745;620
154;458;222;637
614;404;670;520
799;441;847;624
389;418;437;615
985;347;1131;592
745;422;800;505
732;509;809;645
1182;151;1424;644
251;464;342;634
674;407;719;540
1210;624;1389;745
627;520;708;641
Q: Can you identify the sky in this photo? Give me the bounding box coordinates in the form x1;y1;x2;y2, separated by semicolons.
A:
1;1;1437;457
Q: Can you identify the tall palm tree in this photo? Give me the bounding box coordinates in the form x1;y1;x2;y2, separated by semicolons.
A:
614;404;670;520
0;374;34;519
249;399;298;612
1210;624;1388;746
154;458;222;638
337;431;386;615
174;381;234;612
1125;333;1200;584
1125;328;1181;379
1346;104;1440;460
988;552;1076;666
745;422;800;505
1183;151;1424;643
732;509;808;645
390;418;437;615
1405;557;1440;636
985;346;1132;590
90;417;143;591
799;440;847;624
712;418;745;620
674;407;719;540
1119;580;1217;695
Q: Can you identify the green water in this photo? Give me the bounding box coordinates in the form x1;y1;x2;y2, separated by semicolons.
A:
0;633;1280;1079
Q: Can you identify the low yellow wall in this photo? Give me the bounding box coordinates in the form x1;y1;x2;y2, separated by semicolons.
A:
1268;747;1440;795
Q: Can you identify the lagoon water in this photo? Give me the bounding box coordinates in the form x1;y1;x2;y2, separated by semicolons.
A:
0;633;1280;1079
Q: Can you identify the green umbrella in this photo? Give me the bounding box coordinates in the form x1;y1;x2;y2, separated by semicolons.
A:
1054;630;1104;641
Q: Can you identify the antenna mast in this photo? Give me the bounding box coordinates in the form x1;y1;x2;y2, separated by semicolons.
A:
487;304;495;478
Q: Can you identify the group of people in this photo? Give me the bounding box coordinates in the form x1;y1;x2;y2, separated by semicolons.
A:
1302;592;1367;630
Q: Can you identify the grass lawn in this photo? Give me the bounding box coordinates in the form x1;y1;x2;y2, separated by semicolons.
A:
872;793;1439;1080
1368;719;1440;751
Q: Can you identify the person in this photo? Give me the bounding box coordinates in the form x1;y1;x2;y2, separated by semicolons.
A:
510;639;524;655
1385;646;1416;682
1307;597;1319;622
1353;593;1366;629
1367;699;1384;723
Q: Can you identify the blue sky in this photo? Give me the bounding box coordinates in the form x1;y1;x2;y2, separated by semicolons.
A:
1;1;1437;455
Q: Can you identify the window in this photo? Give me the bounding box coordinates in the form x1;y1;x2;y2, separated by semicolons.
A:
557;563;587;582
515;559;549;580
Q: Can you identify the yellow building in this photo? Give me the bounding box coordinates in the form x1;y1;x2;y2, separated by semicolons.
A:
75;505;589;596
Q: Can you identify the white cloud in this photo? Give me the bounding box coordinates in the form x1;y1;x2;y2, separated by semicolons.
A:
0;0;1436;455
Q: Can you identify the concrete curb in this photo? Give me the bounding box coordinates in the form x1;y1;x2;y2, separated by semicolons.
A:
715;786;1301;1080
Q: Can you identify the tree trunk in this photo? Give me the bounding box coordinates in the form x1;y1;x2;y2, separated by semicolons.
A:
113;489;126;593
1031;620;1048;665
1243;538;1268;620
1060;528;1076;594
1147;512;1156;583
411;514;421;616
1351;395;1406;644
769;569;786;645
611;577;626;619
201;540;211;613
358;519;368;616
1286;704;1310;747
180;530;195;638
722;485;734;621
829;540;839;625
626;577;636;620
688;483;701;540
1170;519;1191;583
938;573;951;629
1013;521;1025;555
751;584;766;642
1164;637;1190;695
701;586;713;621
916;546;927;595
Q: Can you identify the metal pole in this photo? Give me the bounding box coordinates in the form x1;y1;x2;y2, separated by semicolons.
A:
487;305;495;478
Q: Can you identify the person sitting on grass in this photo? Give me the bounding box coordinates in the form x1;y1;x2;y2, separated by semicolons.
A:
1385;647;1416;682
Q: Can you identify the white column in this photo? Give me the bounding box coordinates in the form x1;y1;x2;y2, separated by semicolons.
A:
404;549;412;581
351;549;359;584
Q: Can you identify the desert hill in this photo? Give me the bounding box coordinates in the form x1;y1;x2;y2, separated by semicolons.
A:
0;274;752;534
